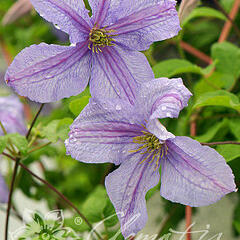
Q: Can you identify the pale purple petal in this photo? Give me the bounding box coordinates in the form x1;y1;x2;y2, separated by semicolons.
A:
0;95;26;135
90;45;154;104
102;0;180;50
89;0;111;27
5;42;91;103
161;136;236;207
31;0;91;43
105;153;160;238
65;98;144;165
0;173;8;203
146;119;175;142
136;78;192;120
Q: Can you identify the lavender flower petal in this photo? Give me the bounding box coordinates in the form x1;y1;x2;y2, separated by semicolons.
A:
5;42;91;103
104;0;180;50
0;173;8;203
146;119;175;142
136;78;192;120
0;95;27;135
31;0;91;43
90;45;154;104
105;153;160;238
65;98;144;165
161;136;236;207
89;0;111;27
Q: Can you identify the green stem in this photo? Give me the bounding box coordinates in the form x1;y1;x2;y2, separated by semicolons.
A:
2;152;103;240
26;104;45;140
0;121;7;135
28;142;51;154
5;158;21;240
4;104;45;240
201;141;240;146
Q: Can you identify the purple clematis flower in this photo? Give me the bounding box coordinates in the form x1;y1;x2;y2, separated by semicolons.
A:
65;78;236;238
5;0;180;104
0;95;27;203
0;95;27;135
0;173;9;203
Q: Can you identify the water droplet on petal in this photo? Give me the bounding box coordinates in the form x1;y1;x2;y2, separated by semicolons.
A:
69;138;77;144
55;25;60;30
166;112;172;117
116;104;122;111
161;106;167;111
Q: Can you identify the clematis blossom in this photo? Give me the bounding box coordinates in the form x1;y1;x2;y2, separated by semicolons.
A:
65;78;236;238
0;174;8;203
0;95;27;203
0;95;27;135
5;0;180;104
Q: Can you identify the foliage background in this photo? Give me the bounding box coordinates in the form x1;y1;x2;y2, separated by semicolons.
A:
0;0;240;239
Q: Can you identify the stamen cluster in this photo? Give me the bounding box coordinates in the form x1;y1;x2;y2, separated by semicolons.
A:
130;129;168;169
88;27;116;53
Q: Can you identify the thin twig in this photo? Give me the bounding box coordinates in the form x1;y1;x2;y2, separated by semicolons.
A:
0;39;12;65
0;206;22;222
186;118;197;240
0;121;8;135
26;104;45;140
4;104;45;240
5;157;20;240
157;206;178;238
201;141;240;146
218;0;240;42
186;206;192;240
2;152;103;240
28;142;51;154
179;41;212;65
214;0;240;38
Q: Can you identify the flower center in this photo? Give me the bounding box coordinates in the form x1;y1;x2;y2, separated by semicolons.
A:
88;27;116;53
130;129;168;170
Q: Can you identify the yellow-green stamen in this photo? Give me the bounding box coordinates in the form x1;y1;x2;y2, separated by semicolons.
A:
88;27;116;53
130;129;168;170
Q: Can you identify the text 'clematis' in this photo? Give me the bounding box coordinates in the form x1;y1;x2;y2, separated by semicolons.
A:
0;95;27;203
65;78;236;238
5;0;180;104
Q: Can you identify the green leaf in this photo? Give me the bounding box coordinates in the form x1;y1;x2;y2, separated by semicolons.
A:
182;7;226;26
211;42;240;79
234;221;240;234
229;119;240;140
217;145;240;162
0;136;7;154
194;72;227;98
69;96;90;116
57;118;74;141
146;183;160;201
103;199;119;228
193;90;240;112
220;0;234;12
41;120;59;143
82;185;108;223
41;118;73;142
8;133;28;155
195;119;229;142
153;59;205;78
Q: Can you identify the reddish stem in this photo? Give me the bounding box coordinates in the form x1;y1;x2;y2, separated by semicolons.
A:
186;206;192;240
219;0;240;42
179;41;212;65
185;120;197;240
